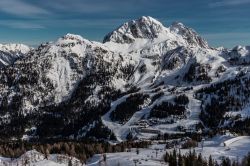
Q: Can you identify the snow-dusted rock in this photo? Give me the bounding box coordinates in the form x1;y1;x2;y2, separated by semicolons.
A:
0;43;31;67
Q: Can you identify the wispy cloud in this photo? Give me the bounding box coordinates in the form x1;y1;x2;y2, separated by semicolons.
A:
0;21;45;29
39;18;128;29
44;0;111;13
0;18;126;30
209;0;250;7
37;0;154;15
0;0;50;18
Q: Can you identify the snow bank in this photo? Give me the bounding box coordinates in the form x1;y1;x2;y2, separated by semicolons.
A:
223;136;250;147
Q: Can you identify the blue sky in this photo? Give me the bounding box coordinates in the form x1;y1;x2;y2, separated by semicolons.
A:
0;0;249;48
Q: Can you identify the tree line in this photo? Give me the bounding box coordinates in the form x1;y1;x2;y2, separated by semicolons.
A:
0;140;151;164
164;149;250;166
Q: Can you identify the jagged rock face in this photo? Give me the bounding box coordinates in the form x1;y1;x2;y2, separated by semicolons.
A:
170;22;209;49
103;16;209;54
0;16;250;141
162;46;192;70
228;45;250;65
103;16;165;44
0;44;31;67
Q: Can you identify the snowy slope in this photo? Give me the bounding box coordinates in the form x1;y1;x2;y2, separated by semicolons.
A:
0;43;31;67
87;135;250;165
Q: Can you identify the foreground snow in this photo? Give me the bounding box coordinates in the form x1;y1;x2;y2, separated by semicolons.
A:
87;145;166;166
189;135;250;162
0;135;249;166
87;135;250;166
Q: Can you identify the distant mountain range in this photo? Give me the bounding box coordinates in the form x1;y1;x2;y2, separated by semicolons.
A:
0;16;250;142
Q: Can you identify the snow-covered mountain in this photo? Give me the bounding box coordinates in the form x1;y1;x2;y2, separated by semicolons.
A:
103;16;209;53
0;43;31;67
0;16;249;142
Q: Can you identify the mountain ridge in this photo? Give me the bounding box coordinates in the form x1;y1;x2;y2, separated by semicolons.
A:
0;16;249;142
0;43;31;68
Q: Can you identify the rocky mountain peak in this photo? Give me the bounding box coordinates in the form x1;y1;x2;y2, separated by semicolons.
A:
0;43;30;54
103;16;210;51
170;21;209;49
103;16;166;44
56;33;92;46
0;43;31;68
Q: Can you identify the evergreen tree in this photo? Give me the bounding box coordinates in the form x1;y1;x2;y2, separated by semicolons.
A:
164;152;170;163
126;132;133;140
197;153;203;166
68;159;73;166
178;149;183;166
209;155;214;166
242;152;250;166
172;149;177;166
222;157;231;166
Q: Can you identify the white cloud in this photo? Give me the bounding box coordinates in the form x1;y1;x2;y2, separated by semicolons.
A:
38;0;153;14
45;0;110;13
0;18;125;30
0;0;50;17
